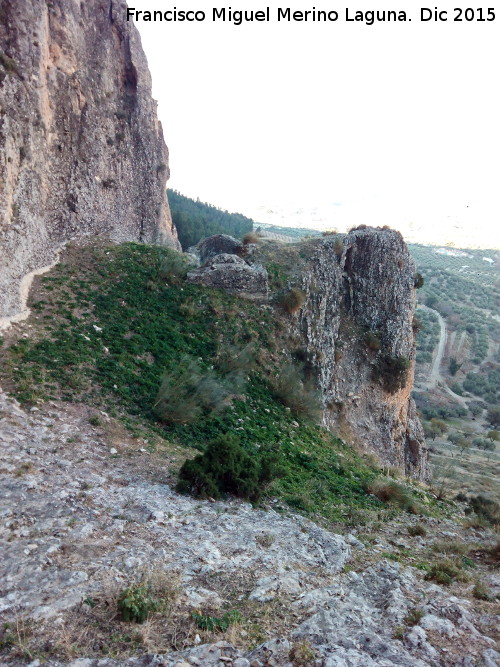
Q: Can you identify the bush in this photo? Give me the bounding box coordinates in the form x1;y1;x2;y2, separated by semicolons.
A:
271;363;322;421
367;480;420;512
467;495;500;527
424;559;469;585
289;641;316;666
158;248;193;284
414;273;424;289
153;355;234;424
0;51;17;73
117;583;158;623
486;406;500;427
373;355;410;393
472;580;492;601
280;287;306;314
408;524;427;537
404;608;425;626
191;609;241;632
176;433;281;501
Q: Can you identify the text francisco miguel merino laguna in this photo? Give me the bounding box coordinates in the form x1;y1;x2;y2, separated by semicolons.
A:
127;6;496;25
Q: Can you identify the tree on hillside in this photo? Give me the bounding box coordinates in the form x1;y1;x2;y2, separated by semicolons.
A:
429;417;448;440
487;406;500;427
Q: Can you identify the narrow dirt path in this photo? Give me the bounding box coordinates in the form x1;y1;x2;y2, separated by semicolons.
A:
417;305;469;408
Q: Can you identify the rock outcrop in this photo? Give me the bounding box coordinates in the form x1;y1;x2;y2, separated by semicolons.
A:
0;0;179;322
297;227;427;478
187;252;268;295
196;233;247;264
187;234;268;296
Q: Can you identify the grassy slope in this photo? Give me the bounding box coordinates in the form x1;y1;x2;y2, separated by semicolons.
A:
0;241;439;523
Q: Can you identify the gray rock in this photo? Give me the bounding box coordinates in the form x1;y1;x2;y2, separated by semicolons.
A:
187;253;268;295
197;235;246;264
0;0;179;324
295;228;428;478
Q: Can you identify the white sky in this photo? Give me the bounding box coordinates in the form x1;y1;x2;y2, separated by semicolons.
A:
131;1;500;247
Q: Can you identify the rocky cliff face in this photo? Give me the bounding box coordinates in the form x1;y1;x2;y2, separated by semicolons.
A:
297;227;428;479
0;0;179;322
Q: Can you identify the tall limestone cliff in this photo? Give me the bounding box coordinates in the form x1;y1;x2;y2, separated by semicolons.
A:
0;0;179;322
297;227;427;479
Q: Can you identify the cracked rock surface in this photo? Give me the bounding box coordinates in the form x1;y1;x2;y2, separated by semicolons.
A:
0;387;498;666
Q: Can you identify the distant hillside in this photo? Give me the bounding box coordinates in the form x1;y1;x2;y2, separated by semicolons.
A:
168;189;254;250
410;244;500;403
254;222;322;239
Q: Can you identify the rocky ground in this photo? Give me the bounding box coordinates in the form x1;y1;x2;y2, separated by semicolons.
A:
0;387;499;667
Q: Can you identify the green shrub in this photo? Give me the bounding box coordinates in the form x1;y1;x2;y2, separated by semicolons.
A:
176;433;281;501
270;363;321;421
414;273;424;289
117;583;158;623
280;287;306;314
158;248;193;284
153;355;233;424
472;580;492;601
425;559;469;585
289;640;316;666
0;51;17;73
408;524;427;537
466;495;500;527
191;609;241;632
373;355;410;393
404;608;424;626
367;479;420;513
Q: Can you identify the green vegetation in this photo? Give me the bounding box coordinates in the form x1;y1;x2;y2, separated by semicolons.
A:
364;331;381;351
415;308;440;363
466;495;500;527
176;433;281;501
0;51;17;74
373;355;410;394
289;641;316;666
0;241;433;523
279;287;306;314
168;189;253;250
117;583;158;623
153;355;239;425
191;609;241;632
270;363;322;421
424;559;470;585
410;244;499;407
367;480;422;514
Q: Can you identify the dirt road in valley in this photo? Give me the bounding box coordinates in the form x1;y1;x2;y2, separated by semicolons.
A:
417;305;469;408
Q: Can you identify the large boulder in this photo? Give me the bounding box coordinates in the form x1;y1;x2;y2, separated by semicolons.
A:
197;234;246;264
187;253;268;295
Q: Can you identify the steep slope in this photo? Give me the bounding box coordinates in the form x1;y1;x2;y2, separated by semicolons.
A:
0;0;179;323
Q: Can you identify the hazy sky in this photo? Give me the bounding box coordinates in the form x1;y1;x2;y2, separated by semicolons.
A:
131;1;500;246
